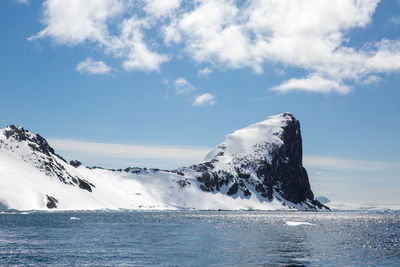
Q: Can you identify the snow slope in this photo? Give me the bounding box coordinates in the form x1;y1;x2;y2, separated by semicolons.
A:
204;113;287;167
0;114;327;211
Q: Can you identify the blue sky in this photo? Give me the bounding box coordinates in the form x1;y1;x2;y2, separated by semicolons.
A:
1;0;400;206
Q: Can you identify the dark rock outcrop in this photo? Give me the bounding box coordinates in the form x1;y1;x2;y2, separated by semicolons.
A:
188;113;328;210
70;160;82;168
46;195;58;209
4;125;67;162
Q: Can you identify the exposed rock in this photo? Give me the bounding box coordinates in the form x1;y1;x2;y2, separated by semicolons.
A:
176;179;191;188
315;196;330;204
46;195;58;209
4;125;66;162
70;160;82;168
311;199;331;210
77;178;95;192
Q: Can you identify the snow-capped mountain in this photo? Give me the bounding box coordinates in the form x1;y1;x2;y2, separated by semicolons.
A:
0;113;329;211
189;113;325;208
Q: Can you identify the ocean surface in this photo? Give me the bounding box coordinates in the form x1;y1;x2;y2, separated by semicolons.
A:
0;211;399;266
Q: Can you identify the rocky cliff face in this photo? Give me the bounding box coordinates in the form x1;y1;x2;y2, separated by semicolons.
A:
187;113;328;210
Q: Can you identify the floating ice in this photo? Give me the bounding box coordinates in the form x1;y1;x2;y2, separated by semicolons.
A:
285;221;315;226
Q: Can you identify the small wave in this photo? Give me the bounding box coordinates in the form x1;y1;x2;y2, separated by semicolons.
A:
0;211;34;215
285;221;315;226
70;217;81;220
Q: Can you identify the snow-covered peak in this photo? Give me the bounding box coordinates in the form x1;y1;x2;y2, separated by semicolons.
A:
0;125;58;158
204;112;295;165
0;124;94;193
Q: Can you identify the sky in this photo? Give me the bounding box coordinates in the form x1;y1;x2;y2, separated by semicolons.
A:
1;0;400;207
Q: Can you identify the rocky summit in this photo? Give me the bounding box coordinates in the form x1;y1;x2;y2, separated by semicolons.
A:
187;113;328;210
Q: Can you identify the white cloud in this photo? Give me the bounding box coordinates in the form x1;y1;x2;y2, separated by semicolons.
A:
362;75;381;85
116;17;169;72
174;77;195;94
198;67;212;77
193;93;215;106
169;0;400;92
304;155;393;171
30;0;168;72
48;139;210;163
364;39;400;72
389;16;400;25
270;74;351;94
162;22;181;45
76;58;111;75
173;78;216;106
15;0;30;5
176;1;253;70
29;0;124;45
30;0;400;93
144;0;182;18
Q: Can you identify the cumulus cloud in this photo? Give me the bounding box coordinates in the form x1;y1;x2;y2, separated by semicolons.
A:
193;93;215;106
76;58;111;75
174;78;195;94
116;17;169;72
144;0;182;18
30;0;400;94
30;0;168;72
29;0;124;45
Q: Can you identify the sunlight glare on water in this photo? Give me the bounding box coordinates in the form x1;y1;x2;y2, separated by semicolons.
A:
0;211;399;266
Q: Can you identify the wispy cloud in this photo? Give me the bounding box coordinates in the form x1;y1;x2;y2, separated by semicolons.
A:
48;139;211;163
15;0;30;5
270;74;351;94
193;93;215;106
76;58;111;75
389;16;400;25
166;77;215;107
362;75;381;85
304;155;394;171
198;67;212;77
48;139;396;172
174;78;195;94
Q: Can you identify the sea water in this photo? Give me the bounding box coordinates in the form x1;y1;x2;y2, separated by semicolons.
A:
0;211;399;266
